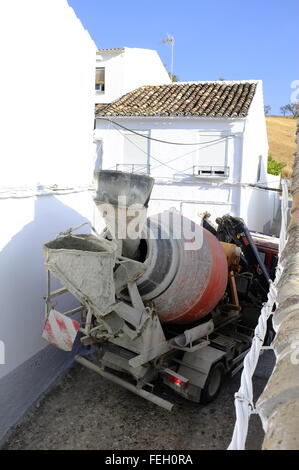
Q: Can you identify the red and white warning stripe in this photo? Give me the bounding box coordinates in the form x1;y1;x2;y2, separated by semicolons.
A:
42;309;80;351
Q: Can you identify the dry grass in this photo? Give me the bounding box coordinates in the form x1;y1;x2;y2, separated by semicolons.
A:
266;116;296;178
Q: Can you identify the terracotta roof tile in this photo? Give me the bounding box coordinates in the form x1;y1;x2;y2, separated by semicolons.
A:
96;82;257;118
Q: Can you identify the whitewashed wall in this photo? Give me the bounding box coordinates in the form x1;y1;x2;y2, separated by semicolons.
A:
239;80;281;232
95;48;171;104
0;0;96;441
94;116;244;178
96;50;125;105
241;81;269;184
95;107;279;233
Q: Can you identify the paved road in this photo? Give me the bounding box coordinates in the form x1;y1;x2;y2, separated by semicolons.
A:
2;351;275;450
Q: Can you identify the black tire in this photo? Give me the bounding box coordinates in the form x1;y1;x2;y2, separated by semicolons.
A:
200;362;225;404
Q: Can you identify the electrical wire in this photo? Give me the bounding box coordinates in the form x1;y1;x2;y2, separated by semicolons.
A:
103;139;219;174
114;125;240;177
111;129;283;191
101;133;283;192
108;129;281;192
116;127;197;175
149;139;229;173
97;117;237;146
253;180;282;186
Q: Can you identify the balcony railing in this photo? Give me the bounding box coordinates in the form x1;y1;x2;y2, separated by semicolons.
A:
115;164;150;175
193;165;229;178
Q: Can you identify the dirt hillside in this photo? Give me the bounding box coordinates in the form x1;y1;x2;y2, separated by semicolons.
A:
266;116;296;177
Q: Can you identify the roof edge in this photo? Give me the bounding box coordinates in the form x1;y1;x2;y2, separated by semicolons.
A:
95;114;247;121
97;48;125;54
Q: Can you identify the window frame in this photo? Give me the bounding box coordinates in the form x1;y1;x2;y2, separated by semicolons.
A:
195;130;229;179
95;67;105;93
120;130;150;174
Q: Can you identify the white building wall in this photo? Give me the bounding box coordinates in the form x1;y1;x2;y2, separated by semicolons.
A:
94;117;244;224
241;81;269;184
239;185;280;233
122;48;171;94
239;80;281;232
0;0;96;441
95;51;125;105
95;110;279;232
0;193;95;376
95;48;171;104
95;117;245;178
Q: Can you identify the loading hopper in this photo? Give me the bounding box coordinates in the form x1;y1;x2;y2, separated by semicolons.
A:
44;234;116;315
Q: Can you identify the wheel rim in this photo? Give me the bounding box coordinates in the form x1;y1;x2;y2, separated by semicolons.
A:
208;368;222;397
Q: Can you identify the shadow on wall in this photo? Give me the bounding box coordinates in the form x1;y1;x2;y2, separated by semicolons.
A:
0;194;91;380
244;154;281;235
270;196;292;237
0;194;94;443
245;187;278;235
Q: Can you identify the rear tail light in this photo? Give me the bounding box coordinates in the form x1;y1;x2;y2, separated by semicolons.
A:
162;368;189;389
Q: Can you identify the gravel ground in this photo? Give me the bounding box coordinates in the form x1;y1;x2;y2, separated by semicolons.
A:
2;351;275;450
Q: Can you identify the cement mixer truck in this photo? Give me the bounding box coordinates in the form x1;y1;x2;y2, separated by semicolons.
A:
42;171;276;410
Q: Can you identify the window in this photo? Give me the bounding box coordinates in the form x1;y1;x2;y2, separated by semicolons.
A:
193;165;229;178
95;67;105;92
120;131;150;174
195;132;229;178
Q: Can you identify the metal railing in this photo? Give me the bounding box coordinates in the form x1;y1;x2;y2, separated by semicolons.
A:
115;163;150;175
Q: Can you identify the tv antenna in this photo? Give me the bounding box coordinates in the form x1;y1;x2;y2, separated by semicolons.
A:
162;34;175;80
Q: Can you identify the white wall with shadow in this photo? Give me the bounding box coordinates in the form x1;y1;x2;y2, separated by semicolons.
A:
240;186;280;234
0;192;97;442
0;192;95;380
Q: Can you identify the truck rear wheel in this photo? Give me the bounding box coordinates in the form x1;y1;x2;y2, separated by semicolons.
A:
200;362;225;404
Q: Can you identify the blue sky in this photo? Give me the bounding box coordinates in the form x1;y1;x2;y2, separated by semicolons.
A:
68;0;298;114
